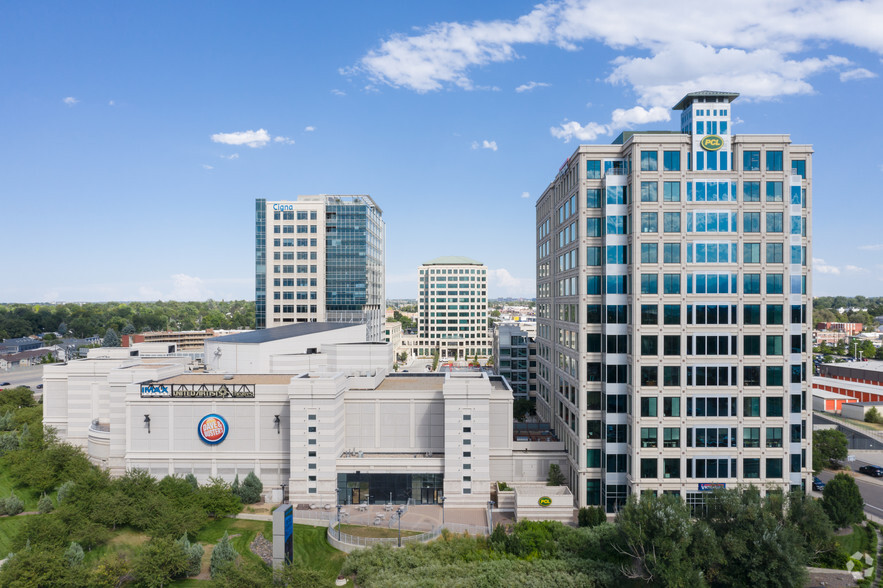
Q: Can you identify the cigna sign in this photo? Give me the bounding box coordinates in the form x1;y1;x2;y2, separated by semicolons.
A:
198;414;229;444
700;135;724;151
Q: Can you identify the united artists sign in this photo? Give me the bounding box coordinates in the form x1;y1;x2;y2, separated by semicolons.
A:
140;383;255;399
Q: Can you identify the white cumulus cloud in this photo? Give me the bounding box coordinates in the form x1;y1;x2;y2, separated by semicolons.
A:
211;129;271;148
202;164;214;170
220;153;239;160
63;96;79;106
331;89;346;96
304;126;316;132
515;81;550;93
471;140;498;151
487;268;535;298
840;68;876;82
273;136;295;145
521;191;530;199
813;258;840;275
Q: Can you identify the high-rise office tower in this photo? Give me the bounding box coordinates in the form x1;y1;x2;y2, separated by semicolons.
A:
416;257;490;360
256;195;385;341
535;91;812;510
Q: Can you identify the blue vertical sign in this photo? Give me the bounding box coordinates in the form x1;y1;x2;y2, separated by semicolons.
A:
284;505;293;564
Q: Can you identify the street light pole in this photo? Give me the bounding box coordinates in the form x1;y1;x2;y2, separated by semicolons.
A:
441;496;446;525
397;507;404;547
336;488;342;540
280;483;287;504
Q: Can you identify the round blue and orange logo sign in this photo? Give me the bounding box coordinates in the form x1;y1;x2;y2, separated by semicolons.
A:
700;135;723;151
198;414;229;444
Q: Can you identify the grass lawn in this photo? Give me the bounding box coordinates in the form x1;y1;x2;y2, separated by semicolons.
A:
82;527;150;565
174;521;345;585
836;523;874;558
0;514;30;556
339;523;421;539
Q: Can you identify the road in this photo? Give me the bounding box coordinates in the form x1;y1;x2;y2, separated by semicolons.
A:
818;457;883;520
0;365;44;390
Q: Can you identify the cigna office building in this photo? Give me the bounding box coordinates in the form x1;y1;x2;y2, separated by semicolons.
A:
535;91;813;510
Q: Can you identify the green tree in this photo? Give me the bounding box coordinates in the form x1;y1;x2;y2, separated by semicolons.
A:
578;506;606;528
812;429;848;474
546;463;566;486
0;546;90;586
210;532;238;579
197;477;241;518
4;492;24;515
787;492;837;564
702;487;808;587
133;536;189;588
822;473;865;528
616;493;717;586
238;471;263;504
102;328;120;347
185;472;198;490
37;493;53;514
64;541;85;566
121;323;136;335
866;407;883;424
175;533;204;577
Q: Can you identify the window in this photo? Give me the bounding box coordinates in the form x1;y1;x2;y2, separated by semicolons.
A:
641;428;658;448
607;245;627;264
641;335;658;356
663;397;680;417
641;182;658;202
792;160;806;178
641;304;658;325
766;274;783;294
607;424;627;443
641;397;658;417
663;243;680;263
743;181;760;202
663;151;680;171
766;181;783;202
767;396;783;417
641;212;658;233
641;366;658;386
641;274;658;294
641;151;658;171
744;366;761;387
607;454;627;473
586;276;601;295
663;181;680;202
743;151;760;171
663;274;680;294
743;274;760;294
744;335;761;355
766;212;783;232
766;243;783;263
663;212;681;233
767;366;783;387
766;304;783;325
744;304;760;324
766;427;783;448
586;247;601;266
641;458;658;479
587;188;601;208
743;458;760;479
587;160;601;179
766;150;783;171
607;215;627;235
586;449;601;468
766;458;783;478
743;212;760;233
744;397;760;417
640;243;658;263
586;304;601;323
743;427;760;448
663;427;680;448
586;420;601;439
663;458;680;479
744;243;760;263
663;366;680;386
663;305;681;325
586;218;601;237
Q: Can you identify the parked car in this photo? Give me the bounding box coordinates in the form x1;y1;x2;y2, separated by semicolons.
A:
36;384;43;389
0;382;10;386
812;477;825;491
859;465;883;477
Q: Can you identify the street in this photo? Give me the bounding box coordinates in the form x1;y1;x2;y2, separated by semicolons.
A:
0;365;44;390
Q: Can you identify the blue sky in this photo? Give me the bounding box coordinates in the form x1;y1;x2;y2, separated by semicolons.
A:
2;0;883;302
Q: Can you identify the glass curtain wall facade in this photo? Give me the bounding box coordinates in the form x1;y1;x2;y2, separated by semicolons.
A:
535;91;813;510
255;195;385;340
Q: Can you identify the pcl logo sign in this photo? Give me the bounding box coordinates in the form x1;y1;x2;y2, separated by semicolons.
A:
538;496;552;507
198;414;229;445
700;135;723;151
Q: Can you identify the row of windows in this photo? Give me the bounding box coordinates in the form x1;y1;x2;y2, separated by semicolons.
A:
273;225;318;234
584;152;803;180
581;303;806;326
272;210;317;221
586;363;805;387
272;238;318;247
578;271;807;297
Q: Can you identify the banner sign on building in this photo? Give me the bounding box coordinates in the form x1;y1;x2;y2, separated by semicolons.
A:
198;414;229;444
141;383;255;399
700;135;724;151
698;483;726;491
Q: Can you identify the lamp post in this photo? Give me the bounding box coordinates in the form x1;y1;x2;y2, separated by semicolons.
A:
487;500;495;529
336;488;342;540
397;507;404;547
280;483;287;504
441;496;446;525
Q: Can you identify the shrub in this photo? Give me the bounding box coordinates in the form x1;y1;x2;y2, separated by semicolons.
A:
175;533;205;577
867;407;883;425
238;472;263;504
210;532;237;578
64;542;85;566
578;506;606;528
4;493;24;515
37;494;53;514
57;481;75;504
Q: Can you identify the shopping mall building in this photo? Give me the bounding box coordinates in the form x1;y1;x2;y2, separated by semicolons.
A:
43;323;566;507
